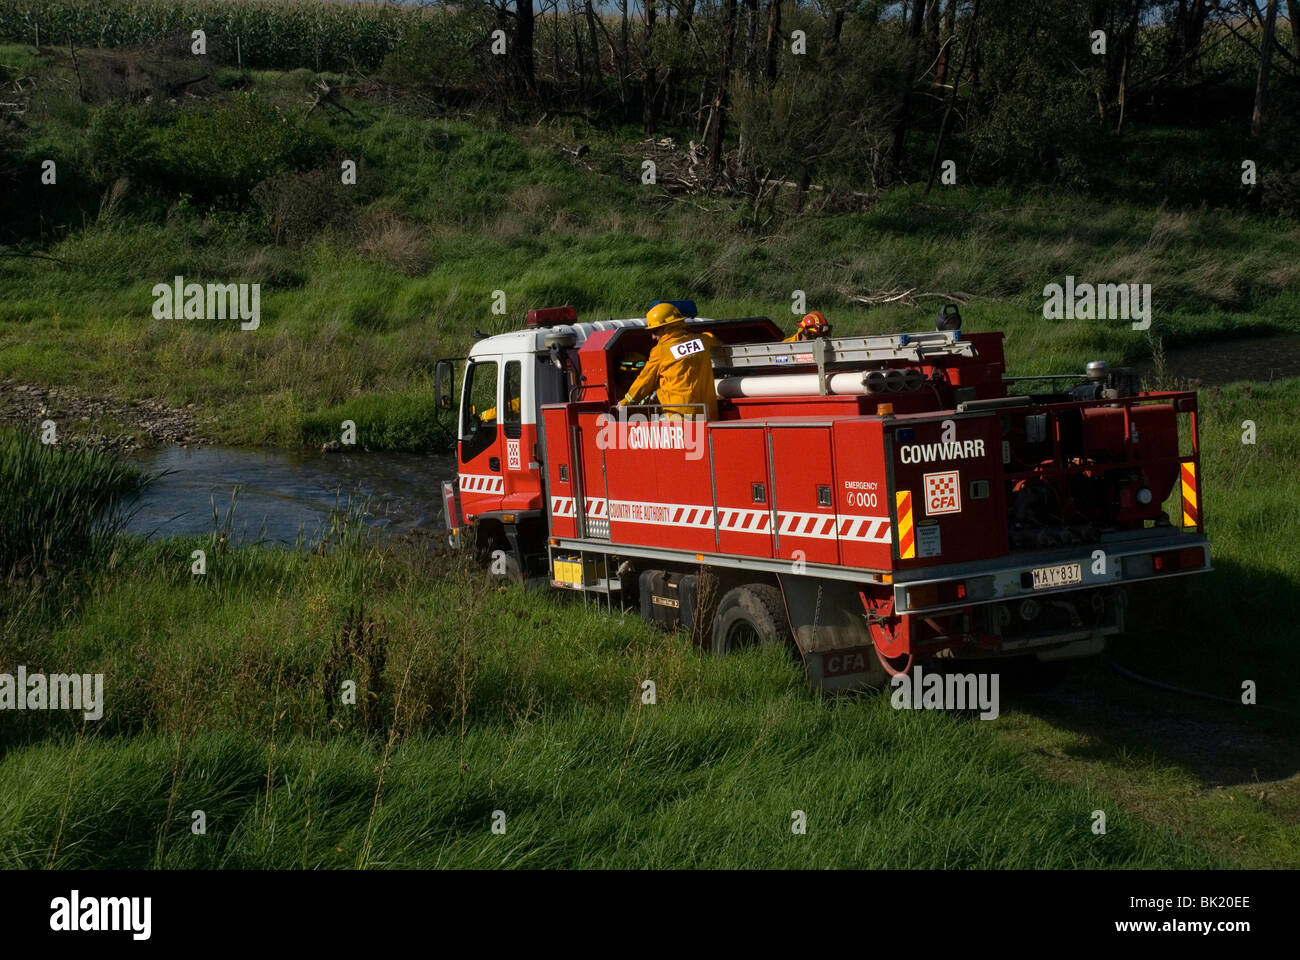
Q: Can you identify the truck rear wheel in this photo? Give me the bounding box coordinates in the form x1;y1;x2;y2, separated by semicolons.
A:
711;584;791;655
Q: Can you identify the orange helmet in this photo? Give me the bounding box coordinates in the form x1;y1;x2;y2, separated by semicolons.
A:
796;311;830;338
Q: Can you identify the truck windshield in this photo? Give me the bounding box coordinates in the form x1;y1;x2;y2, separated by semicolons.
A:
460;359;498;463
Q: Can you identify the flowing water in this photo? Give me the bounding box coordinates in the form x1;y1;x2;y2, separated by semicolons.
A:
1139;334;1300;386
124;445;458;545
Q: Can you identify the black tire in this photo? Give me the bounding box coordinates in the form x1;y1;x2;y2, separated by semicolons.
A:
711;584;790;655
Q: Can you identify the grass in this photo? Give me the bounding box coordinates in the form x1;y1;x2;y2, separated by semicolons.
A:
0;376;1297;867
0;534;1225;869
2;46;1299;449
0;41;1297;870
0;714;1217;869
0;427;143;589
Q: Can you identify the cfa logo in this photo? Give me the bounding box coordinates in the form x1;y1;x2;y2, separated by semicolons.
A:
923;470;961;515
824;650;869;677
669;338;704;360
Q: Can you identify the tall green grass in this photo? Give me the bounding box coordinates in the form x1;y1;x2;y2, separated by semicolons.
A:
0;711;1219;869
0;538;1222;869
0;428;143;586
0;384;1295;867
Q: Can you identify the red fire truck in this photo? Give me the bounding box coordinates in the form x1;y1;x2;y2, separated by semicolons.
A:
435;302;1209;690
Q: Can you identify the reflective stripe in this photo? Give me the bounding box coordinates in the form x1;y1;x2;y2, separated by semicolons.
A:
896;490;915;559
1181;463;1198;527
548;496;891;544
460;474;504;494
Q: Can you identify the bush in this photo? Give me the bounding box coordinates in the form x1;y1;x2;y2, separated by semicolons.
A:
252;166;358;244
87;102;161;185
152;91;325;200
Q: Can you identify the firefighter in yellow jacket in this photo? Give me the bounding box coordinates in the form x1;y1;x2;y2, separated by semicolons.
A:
618;303;719;420
785;311;832;341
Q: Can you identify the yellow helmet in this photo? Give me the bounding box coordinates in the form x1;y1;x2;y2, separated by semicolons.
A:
646;302;685;329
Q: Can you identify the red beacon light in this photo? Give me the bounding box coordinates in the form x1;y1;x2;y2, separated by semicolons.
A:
526;306;578;328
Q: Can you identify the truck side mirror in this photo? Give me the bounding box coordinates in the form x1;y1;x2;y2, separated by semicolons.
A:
435;359;457;411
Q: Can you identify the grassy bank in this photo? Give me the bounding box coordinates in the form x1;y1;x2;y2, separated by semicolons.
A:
0;381;1297;867
2;44;1299;449
0;534;1223;869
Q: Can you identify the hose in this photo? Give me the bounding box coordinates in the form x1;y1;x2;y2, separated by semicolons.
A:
1102;653;1275;710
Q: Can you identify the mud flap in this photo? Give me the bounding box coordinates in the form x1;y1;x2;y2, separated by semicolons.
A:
779;575;888;692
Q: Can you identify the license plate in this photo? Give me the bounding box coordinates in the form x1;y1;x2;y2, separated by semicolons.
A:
1031;562;1082;590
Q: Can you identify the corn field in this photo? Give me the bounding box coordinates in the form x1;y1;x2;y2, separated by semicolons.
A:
0;0;428;71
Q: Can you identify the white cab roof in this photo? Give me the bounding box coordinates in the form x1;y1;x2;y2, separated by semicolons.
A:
467;319;651;359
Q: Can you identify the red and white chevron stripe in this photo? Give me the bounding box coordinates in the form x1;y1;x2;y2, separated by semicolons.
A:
460;474;504;494
549;495;892;545
836;515;892;544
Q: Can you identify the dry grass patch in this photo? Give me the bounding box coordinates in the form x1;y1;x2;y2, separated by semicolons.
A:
358;212;430;276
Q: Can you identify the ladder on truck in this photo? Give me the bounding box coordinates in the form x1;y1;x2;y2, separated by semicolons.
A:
719;330;976;395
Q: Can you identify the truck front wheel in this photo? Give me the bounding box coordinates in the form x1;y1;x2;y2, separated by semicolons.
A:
711;584;791;655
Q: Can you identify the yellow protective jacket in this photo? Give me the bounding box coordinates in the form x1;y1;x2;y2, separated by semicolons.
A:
479;396;521;422
621;326;720;419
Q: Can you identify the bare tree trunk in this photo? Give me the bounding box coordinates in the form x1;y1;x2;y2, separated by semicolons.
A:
621;0;629;67
924;0;941;71
643;0;658;133
1186;0;1211;64
515;0;536;95
1289;0;1300;60
709;0;739;170
887;0;928;183
585;0;604;91
743;0;760;87
1165;0;1188;68
936;0;956;85
551;0;562;81
738;0;760;166
568;0;587;97
664;0;696;124
926;0;979;195
763;0;782;83
1252;0;1280;137
828;5;847;57
1116;46;1129;133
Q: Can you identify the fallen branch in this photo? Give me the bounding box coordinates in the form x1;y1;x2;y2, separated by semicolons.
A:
306;80;355;118
844;288;975;308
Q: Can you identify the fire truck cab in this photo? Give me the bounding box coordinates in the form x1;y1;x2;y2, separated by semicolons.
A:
437;302;1210;691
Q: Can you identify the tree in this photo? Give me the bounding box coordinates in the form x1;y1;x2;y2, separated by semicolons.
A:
887;0;929;182
643;0;659;132
709;0;740;170
1252;0;1280;136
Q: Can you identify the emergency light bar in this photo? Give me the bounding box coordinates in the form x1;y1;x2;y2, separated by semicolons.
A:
649;299;698;317
526;306;579;327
